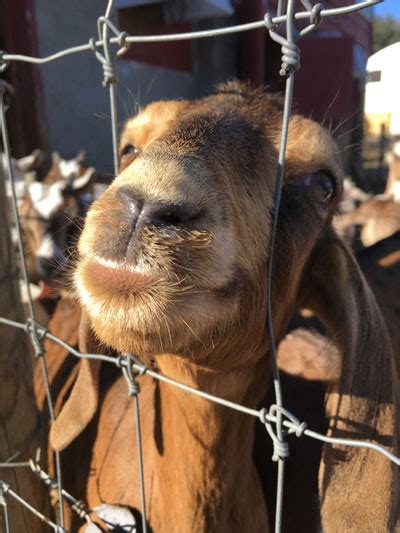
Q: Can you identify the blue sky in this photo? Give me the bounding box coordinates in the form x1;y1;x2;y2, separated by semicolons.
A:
375;0;400;18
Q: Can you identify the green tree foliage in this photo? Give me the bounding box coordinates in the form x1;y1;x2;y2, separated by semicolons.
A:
372;16;400;54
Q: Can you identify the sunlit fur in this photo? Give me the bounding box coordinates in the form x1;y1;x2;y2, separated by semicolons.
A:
75;83;342;366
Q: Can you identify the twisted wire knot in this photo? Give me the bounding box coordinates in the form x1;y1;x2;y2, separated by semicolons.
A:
26;318;46;358
120;354;142;397
259;405;308;461
88;37;99;52
264;13;278;33
265;2;325;78
116;354;124;368
92;16;131;87
101;60;117;87
30;460;58;490
273;439;289;462
280;42;300;77
117;31;131;57
71;499;91;520
0;79;14;112
0;51;9;73
126;375;140;396
117;353;147;375
259;407;289;461
0;482;9;505
90;20;118;87
299;2;324;38
310;3;323;27
264;12;300;78
30;460;91;521
294;420;308;438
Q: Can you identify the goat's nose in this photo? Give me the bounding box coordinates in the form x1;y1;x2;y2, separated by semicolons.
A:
117;187;189;230
117;188;144;230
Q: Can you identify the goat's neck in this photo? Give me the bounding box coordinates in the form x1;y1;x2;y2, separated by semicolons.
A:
152;353;269;533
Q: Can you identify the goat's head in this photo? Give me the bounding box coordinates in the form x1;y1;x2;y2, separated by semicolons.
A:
44;150;87;183
54;85;398;531
2;149;44;207
74;82;343;367
20;164;96;283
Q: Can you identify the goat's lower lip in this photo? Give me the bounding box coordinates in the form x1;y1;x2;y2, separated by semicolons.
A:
87;262;155;291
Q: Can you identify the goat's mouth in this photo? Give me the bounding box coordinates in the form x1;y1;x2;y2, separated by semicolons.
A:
74;253;241;357
82;260;157;292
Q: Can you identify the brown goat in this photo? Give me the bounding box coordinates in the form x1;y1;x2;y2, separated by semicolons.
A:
37;83;398;532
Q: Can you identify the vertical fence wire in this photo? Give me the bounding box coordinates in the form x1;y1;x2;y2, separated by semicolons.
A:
133;393;147;533
102;0;120;176
99;0;147;527
0;483;10;533
121;355;148;533
0;92;36;323
0;84;65;529
265;0;297;528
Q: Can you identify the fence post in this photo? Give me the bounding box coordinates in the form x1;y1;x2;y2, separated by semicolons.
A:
0;163;46;532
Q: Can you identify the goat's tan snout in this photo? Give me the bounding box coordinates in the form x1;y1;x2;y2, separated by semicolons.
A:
75;96;279;361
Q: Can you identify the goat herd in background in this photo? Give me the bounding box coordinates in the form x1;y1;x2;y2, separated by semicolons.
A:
2;148;111;323
2;82;400;532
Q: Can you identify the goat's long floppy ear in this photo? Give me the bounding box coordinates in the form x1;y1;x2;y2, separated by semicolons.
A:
49;312;101;452
298;232;399;531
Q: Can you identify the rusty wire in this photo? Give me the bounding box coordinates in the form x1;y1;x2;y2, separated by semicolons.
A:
0;1;397;532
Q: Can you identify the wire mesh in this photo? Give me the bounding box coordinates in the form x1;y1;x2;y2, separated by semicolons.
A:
0;1;398;532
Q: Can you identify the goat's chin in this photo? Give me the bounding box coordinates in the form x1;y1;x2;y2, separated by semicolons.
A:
74;261;239;359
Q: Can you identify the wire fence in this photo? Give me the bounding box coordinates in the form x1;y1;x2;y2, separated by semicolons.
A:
0;1;398;532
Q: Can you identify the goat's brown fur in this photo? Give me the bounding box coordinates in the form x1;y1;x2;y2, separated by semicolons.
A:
357;231;400;377
277;231;400;531
37;82;398;532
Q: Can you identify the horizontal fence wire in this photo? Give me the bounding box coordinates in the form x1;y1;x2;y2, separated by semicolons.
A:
0;0;381;68
0;317;399;468
1;1;398;532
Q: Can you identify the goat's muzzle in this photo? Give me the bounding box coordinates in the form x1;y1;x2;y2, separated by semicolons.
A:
117;185;201;234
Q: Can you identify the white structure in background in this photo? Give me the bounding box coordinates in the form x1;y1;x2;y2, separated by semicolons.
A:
365;41;400;137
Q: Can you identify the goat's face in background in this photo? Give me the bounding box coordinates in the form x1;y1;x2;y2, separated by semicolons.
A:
44;150;86;183
20;167;95;283
75;83;342;364
2;149;44;208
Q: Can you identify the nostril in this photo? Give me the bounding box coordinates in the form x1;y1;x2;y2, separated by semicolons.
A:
143;203;197;228
115;187;202;230
154;210;184;226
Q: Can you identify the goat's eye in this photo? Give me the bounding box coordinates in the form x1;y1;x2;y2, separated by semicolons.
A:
120;144;139;158
297;172;335;206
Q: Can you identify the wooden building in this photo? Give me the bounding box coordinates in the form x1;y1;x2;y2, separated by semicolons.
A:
0;0;373;176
